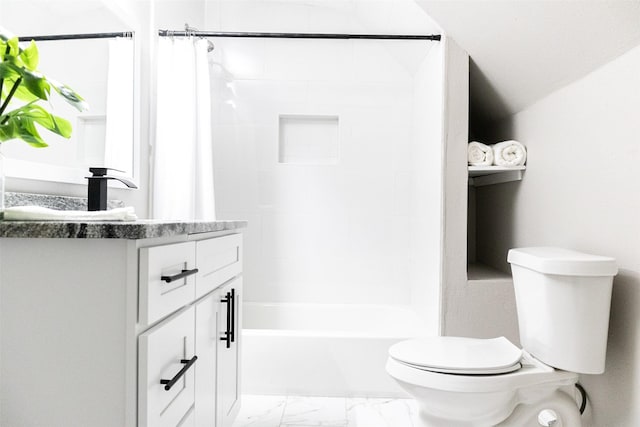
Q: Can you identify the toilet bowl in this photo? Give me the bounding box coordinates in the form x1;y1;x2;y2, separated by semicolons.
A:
387;337;580;426
386;247;618;427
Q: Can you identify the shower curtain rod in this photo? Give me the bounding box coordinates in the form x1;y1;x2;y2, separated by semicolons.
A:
18;31;134;42
158;29;441;41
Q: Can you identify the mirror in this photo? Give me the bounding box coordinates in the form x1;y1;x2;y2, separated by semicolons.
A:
0;0;139;186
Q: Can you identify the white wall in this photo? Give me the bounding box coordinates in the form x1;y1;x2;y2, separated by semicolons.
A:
478;44;640;426
205;0;441;35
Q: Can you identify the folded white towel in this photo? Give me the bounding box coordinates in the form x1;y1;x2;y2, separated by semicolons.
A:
2;206;138;222
468;141;494;166
492;140;527;166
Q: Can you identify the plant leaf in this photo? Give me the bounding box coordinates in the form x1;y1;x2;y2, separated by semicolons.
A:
7;103;72;139
0;62;19;80
0;115;48;147
0;29;18;59
45;113;72;138
17;116;48;147
0;30;85;146
5;79;39;102
16;104;71;138
1;62;49;102
21;68;50;100
6;37;19;57
19;41;39;70
0;118;19;142
48;79;88;112
1;74;39;103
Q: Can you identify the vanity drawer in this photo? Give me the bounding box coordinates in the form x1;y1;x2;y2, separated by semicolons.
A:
195;234;243;298
138;305;196;427
140;241;196;325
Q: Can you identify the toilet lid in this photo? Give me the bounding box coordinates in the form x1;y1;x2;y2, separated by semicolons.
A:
389;336;523;375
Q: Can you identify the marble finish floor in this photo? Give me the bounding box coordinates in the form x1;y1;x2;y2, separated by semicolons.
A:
232;395;419;427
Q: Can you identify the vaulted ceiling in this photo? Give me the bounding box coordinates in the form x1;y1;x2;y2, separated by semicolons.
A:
417;0;640;129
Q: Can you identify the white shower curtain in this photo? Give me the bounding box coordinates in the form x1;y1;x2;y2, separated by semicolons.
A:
153;37;216;220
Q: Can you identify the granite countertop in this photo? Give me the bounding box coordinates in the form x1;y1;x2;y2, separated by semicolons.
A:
0;192;247;239
0;219;248;239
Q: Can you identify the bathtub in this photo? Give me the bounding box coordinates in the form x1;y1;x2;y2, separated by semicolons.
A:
241;302;429;397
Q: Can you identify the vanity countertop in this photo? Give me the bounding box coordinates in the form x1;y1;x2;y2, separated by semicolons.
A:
0;219;248;239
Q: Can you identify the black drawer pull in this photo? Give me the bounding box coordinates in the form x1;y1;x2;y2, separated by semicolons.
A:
161;268;199;283
220;292;231;348
160;356;198;391
230;288;236;343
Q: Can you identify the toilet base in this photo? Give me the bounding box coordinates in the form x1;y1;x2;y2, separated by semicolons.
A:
497;389;582;427
410;387;581;427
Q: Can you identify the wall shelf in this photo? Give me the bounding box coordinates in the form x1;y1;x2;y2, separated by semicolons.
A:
468;166;526;187
467;262;513;285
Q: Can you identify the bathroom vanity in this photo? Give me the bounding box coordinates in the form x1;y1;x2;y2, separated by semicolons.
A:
0;219;246;427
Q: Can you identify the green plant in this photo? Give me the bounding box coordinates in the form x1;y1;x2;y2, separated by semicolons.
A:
0;29;88;147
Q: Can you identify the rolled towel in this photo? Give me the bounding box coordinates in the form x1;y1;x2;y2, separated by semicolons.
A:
468;141;494;166
2;206;138;222
492;140;527;166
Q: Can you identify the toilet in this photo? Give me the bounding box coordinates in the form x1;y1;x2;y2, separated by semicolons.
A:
386;247;618;427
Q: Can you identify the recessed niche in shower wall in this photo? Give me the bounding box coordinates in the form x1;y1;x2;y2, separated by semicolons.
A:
278;115;339;164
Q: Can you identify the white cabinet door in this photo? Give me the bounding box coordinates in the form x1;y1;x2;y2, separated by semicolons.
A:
217;278;242;427
194;289;220;427
139;306;196;427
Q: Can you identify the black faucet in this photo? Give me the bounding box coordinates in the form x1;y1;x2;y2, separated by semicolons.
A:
86;167;138;211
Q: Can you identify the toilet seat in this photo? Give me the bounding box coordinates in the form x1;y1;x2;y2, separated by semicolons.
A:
386;350;578;393
389;336;523;375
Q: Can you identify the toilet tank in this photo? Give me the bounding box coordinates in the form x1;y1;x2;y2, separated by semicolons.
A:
508;247;617;374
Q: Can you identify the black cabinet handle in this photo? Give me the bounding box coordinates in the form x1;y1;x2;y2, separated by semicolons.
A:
161;268;199;283
230;288;236;343
160;355;198;391
220;292;231;348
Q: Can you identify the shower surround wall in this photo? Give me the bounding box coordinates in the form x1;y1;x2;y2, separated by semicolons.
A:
213;39;441;305
210;37;445;395
207;0;446;393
